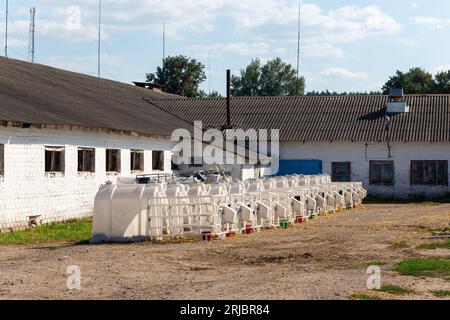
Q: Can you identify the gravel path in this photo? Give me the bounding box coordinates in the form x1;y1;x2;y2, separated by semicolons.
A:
1;204;449;300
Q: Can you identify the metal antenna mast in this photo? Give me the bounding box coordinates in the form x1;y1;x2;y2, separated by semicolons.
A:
97;0;102;77
28;7;36;62
162;22;165;63
5;0;8;57
161;22;165;84
296;1;301;91
208;52;211;95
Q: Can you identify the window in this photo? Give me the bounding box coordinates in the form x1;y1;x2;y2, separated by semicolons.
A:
332;162;351;182
78;148;95;173
131;150;144;172
411;161;448;186
152;151;164;171
0;144;4;176
106;149;121;173
45;146;65;173
370;161;394;185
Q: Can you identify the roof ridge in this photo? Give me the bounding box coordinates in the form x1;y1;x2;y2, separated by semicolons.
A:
146;93;450;103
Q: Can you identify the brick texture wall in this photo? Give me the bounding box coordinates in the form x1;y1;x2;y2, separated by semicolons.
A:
0;126;174;232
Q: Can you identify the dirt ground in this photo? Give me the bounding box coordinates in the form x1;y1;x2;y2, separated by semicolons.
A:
1;203;449;300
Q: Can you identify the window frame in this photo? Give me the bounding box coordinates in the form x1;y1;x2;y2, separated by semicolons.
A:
411;160;448;186
106;149;121;174
130;149;144;173
78;147;96;173
152;150;164;171
45;146;65;174
332;162;352;182
369;161;395;186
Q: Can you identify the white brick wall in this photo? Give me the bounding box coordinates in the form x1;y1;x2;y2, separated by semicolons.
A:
0;126;174;232
280;141;450;199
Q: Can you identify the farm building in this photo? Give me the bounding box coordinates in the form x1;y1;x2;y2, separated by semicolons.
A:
1;57;450;231
0;57;192;232
147;94;450;200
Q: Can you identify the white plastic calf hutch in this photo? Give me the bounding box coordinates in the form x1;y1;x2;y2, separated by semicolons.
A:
91;174;367;243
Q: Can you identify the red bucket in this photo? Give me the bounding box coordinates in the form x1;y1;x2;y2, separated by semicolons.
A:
245;227;254;235
226;232;232;238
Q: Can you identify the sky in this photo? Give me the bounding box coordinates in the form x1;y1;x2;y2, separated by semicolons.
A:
1;0;450;95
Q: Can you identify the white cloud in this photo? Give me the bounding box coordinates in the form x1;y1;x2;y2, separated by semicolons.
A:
302;4;401;44
320;67;368;80
302;43;345;58
0;1;402;64
189;42;271;57
0;13;108;45
411;16;450;29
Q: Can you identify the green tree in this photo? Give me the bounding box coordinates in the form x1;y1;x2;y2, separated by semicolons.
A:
207;90;222;98
382;68;435;94
146;55;206;98
305;90;382;96
434;71;450;93
231;58;305;96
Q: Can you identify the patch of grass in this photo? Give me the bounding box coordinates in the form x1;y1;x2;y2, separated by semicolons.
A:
375;284;413;295
390;240;410;249
351;294;382;300
0;219;92;245
417;240;450;250
395;258;450;279
432;290;450;297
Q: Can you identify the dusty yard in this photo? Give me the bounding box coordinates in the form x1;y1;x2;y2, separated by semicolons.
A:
0;203;449;300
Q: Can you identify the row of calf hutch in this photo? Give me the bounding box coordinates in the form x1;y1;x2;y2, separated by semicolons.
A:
91;174;367;243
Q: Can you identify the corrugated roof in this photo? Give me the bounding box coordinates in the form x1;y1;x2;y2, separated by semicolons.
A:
146;95;450;142
0;57;191;137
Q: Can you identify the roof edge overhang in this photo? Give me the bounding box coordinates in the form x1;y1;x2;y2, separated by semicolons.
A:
0;120;175;140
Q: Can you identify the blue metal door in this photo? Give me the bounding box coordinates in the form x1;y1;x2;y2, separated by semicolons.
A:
277;160;323;176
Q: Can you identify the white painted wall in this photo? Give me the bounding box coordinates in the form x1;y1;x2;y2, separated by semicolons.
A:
0;126;174;232
280;142;450;199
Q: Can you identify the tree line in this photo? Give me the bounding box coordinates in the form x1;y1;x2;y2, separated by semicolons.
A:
146;55;450;97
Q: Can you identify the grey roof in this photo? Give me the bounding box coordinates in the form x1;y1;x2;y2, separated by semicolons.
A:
146;95;450;142
0;57;191;137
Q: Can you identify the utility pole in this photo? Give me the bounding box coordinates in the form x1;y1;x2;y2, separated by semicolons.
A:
162;22;165;63
97;0;102;77
208;52;211;95
5;0;8;57
296;1;301;94
28;7;36;63
162;22;165;84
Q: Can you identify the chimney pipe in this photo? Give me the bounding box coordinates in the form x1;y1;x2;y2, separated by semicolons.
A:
226;69;231;127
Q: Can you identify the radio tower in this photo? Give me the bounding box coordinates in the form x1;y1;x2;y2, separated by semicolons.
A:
97;0;102;77
296;1;301;94
28;7;36;63
4;0;8;57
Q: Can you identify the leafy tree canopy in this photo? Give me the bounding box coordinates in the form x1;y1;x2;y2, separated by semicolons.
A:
146;55;206;98
382;67;450;94
231;58;305;97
